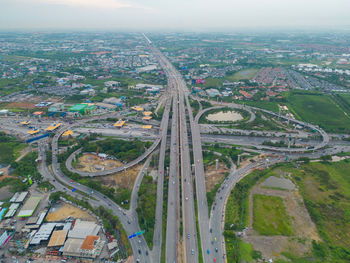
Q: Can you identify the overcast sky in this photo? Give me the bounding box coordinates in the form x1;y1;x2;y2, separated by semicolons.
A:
1;0;350;31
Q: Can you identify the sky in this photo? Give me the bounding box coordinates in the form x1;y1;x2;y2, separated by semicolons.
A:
1;0;350;31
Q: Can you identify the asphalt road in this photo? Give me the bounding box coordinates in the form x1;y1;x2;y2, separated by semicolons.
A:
165;90;179;263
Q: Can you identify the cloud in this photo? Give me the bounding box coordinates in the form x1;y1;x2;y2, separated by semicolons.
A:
38;0;131;9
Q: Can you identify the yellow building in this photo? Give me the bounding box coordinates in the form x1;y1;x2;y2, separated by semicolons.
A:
142;116;152;121
20;120;31;125
28;129;40;135
114;120;126;128
130;106;144;112
62;130;74;137
45;123;62;131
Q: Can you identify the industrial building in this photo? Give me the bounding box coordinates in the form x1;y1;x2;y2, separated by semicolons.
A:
48;103;64;112
17;196;41;218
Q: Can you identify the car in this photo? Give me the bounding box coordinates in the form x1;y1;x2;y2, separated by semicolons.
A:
213;258;216;262
187;234;190;239
138;249;141;254
210;228;212;233
70;179;73;183
191;249;194;255
127;220;131;224
207;249;210;255
185;197;188;201
215;247;218;252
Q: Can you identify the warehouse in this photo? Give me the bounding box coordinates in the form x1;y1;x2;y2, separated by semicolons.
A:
17;196;41;218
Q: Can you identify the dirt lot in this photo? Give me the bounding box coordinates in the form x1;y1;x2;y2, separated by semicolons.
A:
7;102;36;109
205;162;229;192
99;164;142;191
243;174;319;260
75;153;123;173
0;185;13;200
46;202;96;222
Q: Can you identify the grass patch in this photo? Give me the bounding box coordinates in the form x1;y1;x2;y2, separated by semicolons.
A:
252;194;293;236
225;68;259;81
136;176;157;249
286;91;350;133
0;132;26;165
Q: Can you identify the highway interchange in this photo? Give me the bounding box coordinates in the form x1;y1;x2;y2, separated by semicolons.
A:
2;34;350;263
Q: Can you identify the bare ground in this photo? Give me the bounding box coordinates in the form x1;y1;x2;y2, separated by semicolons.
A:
46;202;96;222
75;153;123;173
99;164;142;191
0;185;13;200
205;162;229;192
243;179;319;260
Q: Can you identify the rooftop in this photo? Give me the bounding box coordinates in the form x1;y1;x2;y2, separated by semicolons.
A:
48;230;68;247
80;235;99;250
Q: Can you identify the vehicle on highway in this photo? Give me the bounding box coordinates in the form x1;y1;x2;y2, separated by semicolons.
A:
191;249;194;255
213;258;216;262
215;247;218;252
187;233;190;239
207;249;210;255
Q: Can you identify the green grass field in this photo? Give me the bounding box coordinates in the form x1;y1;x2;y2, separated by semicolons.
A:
203;77;223;88
286;92;350;133
253;194;293;236
225;68;259;81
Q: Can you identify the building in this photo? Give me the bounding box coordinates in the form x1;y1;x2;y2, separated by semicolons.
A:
48;230;68;248
206;88;221;97
95;102;117;110
68;104;89;115
80;89;96;96
104;81;120;88
63;235;104;259
67;220;101;239
17;196;41;218
45;123;62;132
103;97;122;105
29;223;56;245
239;90;253;99
130;106;144;112
0;109;9;115
62;130;74;137
113;120;125;128
48;103;64;112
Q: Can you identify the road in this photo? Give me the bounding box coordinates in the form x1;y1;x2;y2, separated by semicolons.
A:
38;139;152;262
151;86;172;262
165;90;179;263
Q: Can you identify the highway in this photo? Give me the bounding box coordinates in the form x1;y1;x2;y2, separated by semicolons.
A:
150;36;201;262
165;90;179;262
151;82;172;262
